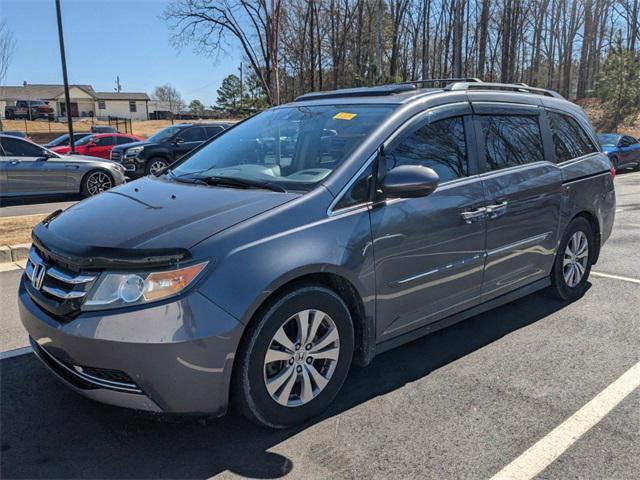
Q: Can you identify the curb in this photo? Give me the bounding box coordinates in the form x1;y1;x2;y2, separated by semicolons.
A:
0;243;31;265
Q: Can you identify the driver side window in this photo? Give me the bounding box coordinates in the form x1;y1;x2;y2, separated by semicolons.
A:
0;137;46;157
385;116;468;182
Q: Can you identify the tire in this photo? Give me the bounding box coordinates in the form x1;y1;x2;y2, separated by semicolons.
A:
81;170;114;197
234;285;354;429
610;155;619;171
145;157;169;176
548;217;594;301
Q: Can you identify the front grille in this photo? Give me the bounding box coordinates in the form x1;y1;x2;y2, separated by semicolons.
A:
31;339;142;394
25;247;97;319
110;150;122;162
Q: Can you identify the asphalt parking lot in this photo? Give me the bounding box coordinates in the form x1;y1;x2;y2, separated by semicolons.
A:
0;171;638;479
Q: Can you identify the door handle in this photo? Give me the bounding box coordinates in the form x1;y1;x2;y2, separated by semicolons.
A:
460;207;487;224
485;201;508;219
10;160;20;165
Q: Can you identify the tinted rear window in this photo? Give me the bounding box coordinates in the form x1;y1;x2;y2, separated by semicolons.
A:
548;111;597;162
480;115;544;170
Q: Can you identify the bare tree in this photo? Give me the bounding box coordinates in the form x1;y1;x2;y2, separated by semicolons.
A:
0;19;16;85
164;0;284;105
152;84;185;114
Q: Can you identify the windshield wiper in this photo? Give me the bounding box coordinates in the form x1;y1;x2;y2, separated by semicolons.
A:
170;171;286;193
200;176;287;193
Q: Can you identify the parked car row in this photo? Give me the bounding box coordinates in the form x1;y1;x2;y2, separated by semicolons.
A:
49;133;144;158
0;134;126;198
0;122;232;200
109;122;231;176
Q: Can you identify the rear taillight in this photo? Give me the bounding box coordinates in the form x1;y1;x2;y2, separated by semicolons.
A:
610;164;616;179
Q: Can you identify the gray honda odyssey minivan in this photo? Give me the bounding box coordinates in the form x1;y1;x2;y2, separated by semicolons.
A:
19;79;615;428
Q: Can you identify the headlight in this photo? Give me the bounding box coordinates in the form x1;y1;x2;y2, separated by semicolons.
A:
82;261;208;311
125;146;144;156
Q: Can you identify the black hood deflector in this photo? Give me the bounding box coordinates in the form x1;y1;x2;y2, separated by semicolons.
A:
32;223;191;271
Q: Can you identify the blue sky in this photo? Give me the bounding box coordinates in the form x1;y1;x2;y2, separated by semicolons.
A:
2;0;242;106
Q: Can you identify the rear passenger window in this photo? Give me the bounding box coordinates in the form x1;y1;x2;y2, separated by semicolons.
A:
385;116;468;182
480;115;544;170
548;111;597;162
205;126;224;138
179;127;206;142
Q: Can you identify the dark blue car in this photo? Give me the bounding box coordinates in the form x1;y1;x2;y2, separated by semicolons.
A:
598;133;640;171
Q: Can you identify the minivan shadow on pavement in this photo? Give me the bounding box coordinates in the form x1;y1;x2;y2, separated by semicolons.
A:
0;290;577;479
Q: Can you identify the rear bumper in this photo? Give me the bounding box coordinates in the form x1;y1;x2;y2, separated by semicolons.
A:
19;278;245;415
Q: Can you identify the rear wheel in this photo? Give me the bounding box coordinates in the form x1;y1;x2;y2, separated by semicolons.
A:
145;158;169;176
81;170;113;197
610;155;619;171
234;285;354;428
548;217;594;300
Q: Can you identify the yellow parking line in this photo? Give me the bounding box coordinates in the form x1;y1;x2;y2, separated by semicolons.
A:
490;361;640;480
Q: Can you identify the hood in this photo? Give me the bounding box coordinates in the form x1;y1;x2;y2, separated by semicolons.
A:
112;140;153;151
40;175;299;252
600;145;617;154
62;154;121;166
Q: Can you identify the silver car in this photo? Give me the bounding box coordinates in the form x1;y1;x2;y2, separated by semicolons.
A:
0;134;125;198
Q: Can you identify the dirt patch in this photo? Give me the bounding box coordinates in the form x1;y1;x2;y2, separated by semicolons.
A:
577;98;640;136
1;118;239;140
0;215;44;246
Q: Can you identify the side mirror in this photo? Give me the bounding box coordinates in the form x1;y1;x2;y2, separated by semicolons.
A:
174;137;184;145
381;165;439;199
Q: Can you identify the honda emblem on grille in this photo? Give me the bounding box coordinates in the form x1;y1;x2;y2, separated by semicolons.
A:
31;261;47;290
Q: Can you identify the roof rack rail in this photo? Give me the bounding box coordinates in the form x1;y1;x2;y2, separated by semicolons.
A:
294;83;417;101
446;81;564;99
399;78;483;88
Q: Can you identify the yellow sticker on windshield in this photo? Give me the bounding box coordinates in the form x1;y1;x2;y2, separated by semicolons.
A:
333;112;358;120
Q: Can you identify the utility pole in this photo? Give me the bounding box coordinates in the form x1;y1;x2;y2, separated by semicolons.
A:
239;62;244;110
115;75;122;92
55;0;75;153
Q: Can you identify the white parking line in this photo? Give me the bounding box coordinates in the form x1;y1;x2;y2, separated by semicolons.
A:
490;361;640;480
0;346;32;360
591;271;640;284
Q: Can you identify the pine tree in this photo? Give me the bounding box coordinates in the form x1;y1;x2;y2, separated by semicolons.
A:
216;75;242;110
596;35;640;131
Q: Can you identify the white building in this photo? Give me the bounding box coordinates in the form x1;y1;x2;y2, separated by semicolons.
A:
0;84;150;120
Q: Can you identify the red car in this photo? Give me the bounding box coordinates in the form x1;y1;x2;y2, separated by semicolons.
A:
50;133;144;159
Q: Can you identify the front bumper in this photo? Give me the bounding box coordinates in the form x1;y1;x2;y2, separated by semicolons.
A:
19;278;244;415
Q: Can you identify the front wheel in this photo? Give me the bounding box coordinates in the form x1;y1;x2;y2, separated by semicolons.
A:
234;285;354;428
145;158;169;176
548;217;594;300
81;170;113;197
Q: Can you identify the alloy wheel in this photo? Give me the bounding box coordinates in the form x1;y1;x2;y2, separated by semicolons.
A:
263;309;340;407
563;231;589;287
86;172;112;195
149;161;167;175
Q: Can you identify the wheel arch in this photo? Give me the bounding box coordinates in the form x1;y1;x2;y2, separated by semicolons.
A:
572;210;601;264
238;270;375;369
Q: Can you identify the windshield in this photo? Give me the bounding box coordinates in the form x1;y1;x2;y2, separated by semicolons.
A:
171;105;395;192
598;134;621;147
48;134;69;146
149;126;183;143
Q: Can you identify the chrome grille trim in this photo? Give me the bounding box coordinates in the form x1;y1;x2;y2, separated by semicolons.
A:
36;343;142;394
46;266;96;284
41;285;87;300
